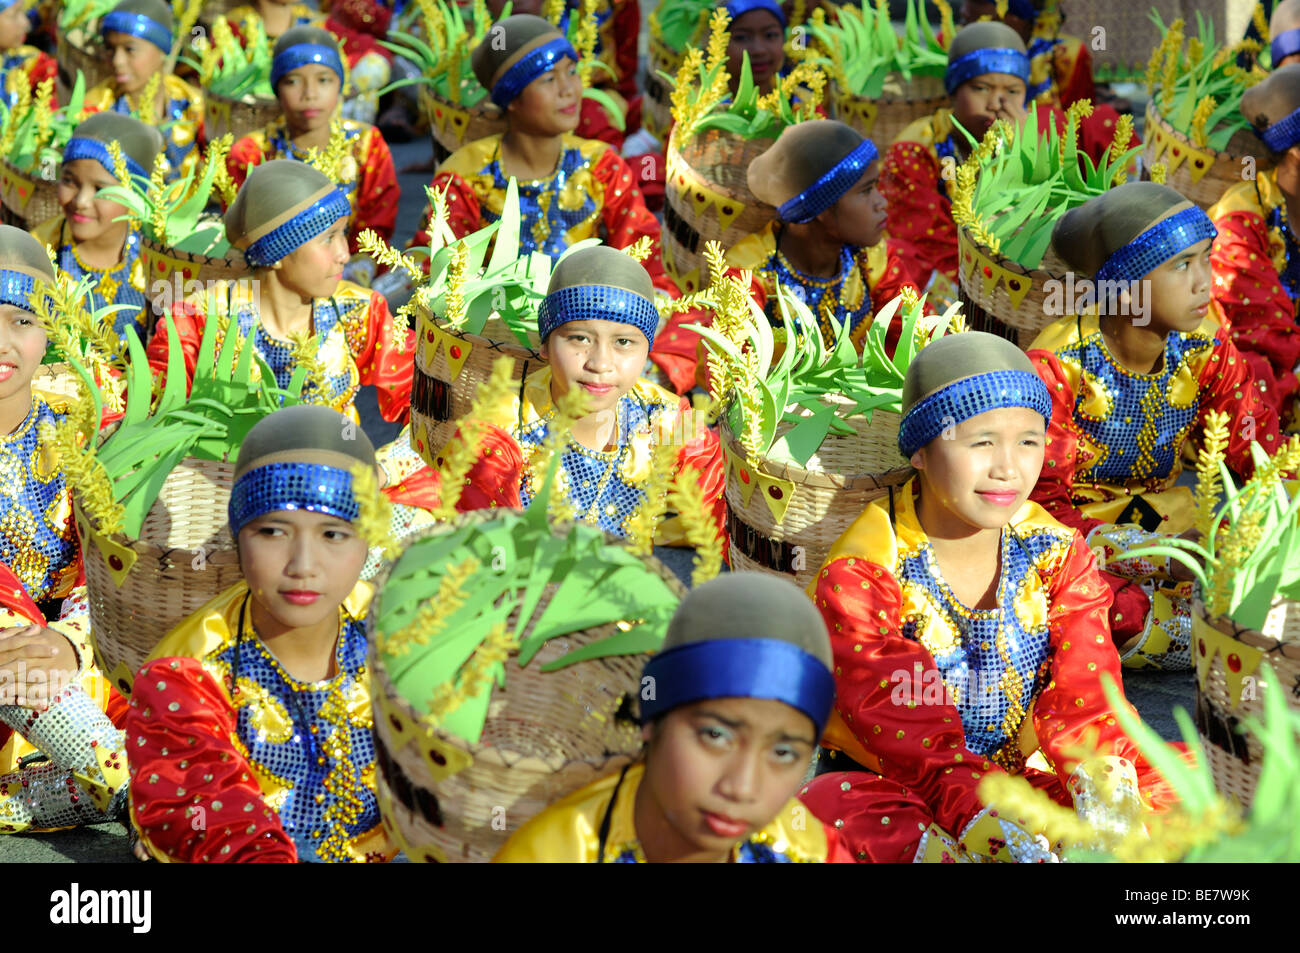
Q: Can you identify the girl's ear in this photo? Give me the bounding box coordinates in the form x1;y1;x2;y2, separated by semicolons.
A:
909;447;926;470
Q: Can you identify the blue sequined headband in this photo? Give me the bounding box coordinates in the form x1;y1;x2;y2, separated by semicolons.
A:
0;269;52;315
1093;205;1217;286
944;47;1030;95
1272;27;1300;65
537;284;659;344
101;10;172;54
1257;104;1300;154
640;638;835;736
271;42;345;88
724;0;787;27
490;37;579;109
228;462;359;536
64;136;149;181
898;369;1051;458
777;138;879;224
243;188;352;268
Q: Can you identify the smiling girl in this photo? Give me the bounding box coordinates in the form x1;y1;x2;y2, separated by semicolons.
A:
1030;183;1282;671
31;112;162;341
496;573;852;863
145;159;413;426
84;0;204;184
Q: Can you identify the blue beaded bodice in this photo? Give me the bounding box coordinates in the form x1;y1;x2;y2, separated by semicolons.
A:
481;144;598;261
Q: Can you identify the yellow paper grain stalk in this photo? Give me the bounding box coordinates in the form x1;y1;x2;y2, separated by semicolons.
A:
379;555;480;657
471;0;490;38
147;152;170;239
703;7;733;105
357;229;424;282
622;236;653;262
442;240;470;328
669;47;704;130
1188;95;1217;147
42;415;125;536
936;0;955;44
430;355;516;520
415;0;444;49
542;0;565;25
445;40;463;105
1193;410;1230;541
1158;19;1184;113
1150;161;1167;184
574;0;599;86
31;78;54;150
425;622;520;724
668;466;724;586
625;442;678;556
136;72;163;123
1108;113;1135;184
1254;2;1270;42
348;461;397;558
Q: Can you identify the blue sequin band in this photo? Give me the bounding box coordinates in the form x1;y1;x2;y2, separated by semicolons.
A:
898;369;1051;458
538;284;659;344
244;189;352;268
101;10;172;54
1272;27;1300;65
271;42;345;88
944;47;1030;95
0;269;49;313
228;462;359;535
1258;103;1300;154
64;136;148;181
1093;206;1217;286
640;638;835;736
777;138;878;224
724;0;787;27
490;37;579;109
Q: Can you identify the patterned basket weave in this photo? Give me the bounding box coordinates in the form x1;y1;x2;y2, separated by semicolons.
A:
369;516;688;863
417;87;505;163
410;300;544;466
202;88;281;144
0;159;60;229
721;397;913;590
1143;100;1271;211
74;455;240;696
956;224;1070;350
832;75;947;148
642;33;683;143
56;26;112;102
1193;597;1300;809
663;128;776;294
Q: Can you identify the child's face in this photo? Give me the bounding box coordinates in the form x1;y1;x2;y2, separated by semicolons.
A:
273;217;349;299
820;161;888;249
1142;234;1213;336
912;405;1046;532
507;56;582;137
542;318;649;417
952;72;1027;140
0;3;30;50
237;508;369;633
0;304;46;408
57;158;131;246
727;10;784;93
107;32;165;96
277;63;342;137
640;697;817;857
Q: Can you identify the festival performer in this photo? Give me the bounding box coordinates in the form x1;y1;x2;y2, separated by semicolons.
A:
226;26;399;278
496;573;853;863
85;0;204;183
1269;0;1300;70
31;113;160;341
0;225;129;834
799;330;1180;863
1208;63;1300;425
1032;182;1281;670
146;160;413;425
961;0;1094;108
0;0;55;107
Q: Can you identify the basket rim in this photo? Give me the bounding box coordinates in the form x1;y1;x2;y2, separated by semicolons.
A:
1144;99;1264;164
416;298;546;360
957;223;1069;280
140;234;248;269
720;417;914;490
200;86;279;109
1193;596;1300;657
418;84;499;120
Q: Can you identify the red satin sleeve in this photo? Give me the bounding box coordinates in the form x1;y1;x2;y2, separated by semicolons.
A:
1194;326;1283;477
879;141;958;285
0;561;44;625
383;424;524;513
127;657;299;862
145;300;204;397
226;133;267;195
1210;210;1300;417
1053;39;1095;109
1027;348;1102;538
609;0;641;101
354;129;399;249
822;823;856;863
591;148;676;297
673;405;726;546
352;292;414;424
576;94;625;150
815;556;993;838
408;170;483;259
28;51;57;93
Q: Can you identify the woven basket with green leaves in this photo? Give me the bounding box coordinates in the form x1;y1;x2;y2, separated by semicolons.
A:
0;75;91;228
186;15;279;143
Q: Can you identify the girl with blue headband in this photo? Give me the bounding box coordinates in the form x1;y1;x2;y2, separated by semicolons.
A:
146;159;414;426
800;330;1178;863
1031;182;1282;671
506;245;724;545
960;0;1095;110
0;0;55;109
496;573;853;862
0;225;131;837
1271;0;1300;70
227;26;399;280
1209;63;1300;426
85;0;204;184
407;15;676;299
31;112;162;341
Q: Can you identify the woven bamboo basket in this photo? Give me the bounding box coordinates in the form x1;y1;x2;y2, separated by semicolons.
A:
663;128;776;294
642;33;683;143
369;516;688;863
56;26;112;102
418;87;504;163
74;454;240;696
0;159;60;229
832;75;947;148
721;396;913;590
1143;100;1271;210
1193;596;1300;808
202;88;280;144
410;302;544;466
956;224;1070;350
